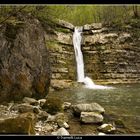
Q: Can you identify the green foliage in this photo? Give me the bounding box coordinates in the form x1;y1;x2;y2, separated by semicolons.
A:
0;5;140;27
55;27;71;33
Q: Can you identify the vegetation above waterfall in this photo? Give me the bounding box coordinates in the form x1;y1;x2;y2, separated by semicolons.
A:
0;5;140;26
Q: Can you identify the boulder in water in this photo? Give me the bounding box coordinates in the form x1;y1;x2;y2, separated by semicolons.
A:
72;103;105;116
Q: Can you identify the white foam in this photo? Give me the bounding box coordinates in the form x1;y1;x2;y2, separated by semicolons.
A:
83;76;113;89
73;27;113;90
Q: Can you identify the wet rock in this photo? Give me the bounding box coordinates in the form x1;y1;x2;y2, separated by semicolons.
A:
80;112;104;124
72;103;105;116
0;112;36;135
97;123;116;134
0;13;50;102
23;97;38;106
51;127;70;135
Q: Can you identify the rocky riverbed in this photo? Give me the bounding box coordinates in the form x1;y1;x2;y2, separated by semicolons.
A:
0;96;136;135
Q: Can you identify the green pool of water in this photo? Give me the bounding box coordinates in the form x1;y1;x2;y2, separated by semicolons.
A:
49;83;140;134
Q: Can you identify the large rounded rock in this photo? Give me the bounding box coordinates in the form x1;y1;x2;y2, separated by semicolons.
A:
42;97;63;115
0;112;36;135
72;103;105;116
0;13;50;102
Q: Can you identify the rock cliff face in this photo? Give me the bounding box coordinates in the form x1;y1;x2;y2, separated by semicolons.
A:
82;23;140;84
47;20;140;87
0;14;50;102
1;16;139;100
45;20;76;89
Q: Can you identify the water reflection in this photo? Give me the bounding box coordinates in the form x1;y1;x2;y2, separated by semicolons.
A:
50;83;140;133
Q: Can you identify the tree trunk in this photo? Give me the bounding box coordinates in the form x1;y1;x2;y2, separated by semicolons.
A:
133;6;139;18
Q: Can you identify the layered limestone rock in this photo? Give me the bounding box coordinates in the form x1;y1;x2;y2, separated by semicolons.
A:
82;24;140;84
45;21;76;89
46;21;140;86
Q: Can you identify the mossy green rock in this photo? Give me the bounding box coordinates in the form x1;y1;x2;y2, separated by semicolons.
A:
42;97;63;115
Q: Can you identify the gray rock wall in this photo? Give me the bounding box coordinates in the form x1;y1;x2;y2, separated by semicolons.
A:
0;14;50;102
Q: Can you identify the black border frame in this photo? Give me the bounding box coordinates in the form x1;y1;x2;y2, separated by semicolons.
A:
0;0;140;4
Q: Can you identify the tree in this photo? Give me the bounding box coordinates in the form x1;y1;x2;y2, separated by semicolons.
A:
132;5;139;18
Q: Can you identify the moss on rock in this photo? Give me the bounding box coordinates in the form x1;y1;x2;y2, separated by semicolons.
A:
42;97;63;115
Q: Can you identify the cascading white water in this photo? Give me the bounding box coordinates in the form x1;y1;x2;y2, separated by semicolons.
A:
73;26;85;82
73;27;113;89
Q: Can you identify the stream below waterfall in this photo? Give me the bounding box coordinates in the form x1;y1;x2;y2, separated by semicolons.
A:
49;83;140;135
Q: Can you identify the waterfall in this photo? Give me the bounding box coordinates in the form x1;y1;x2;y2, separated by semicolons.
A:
73;26;113;89
73;26;85;82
